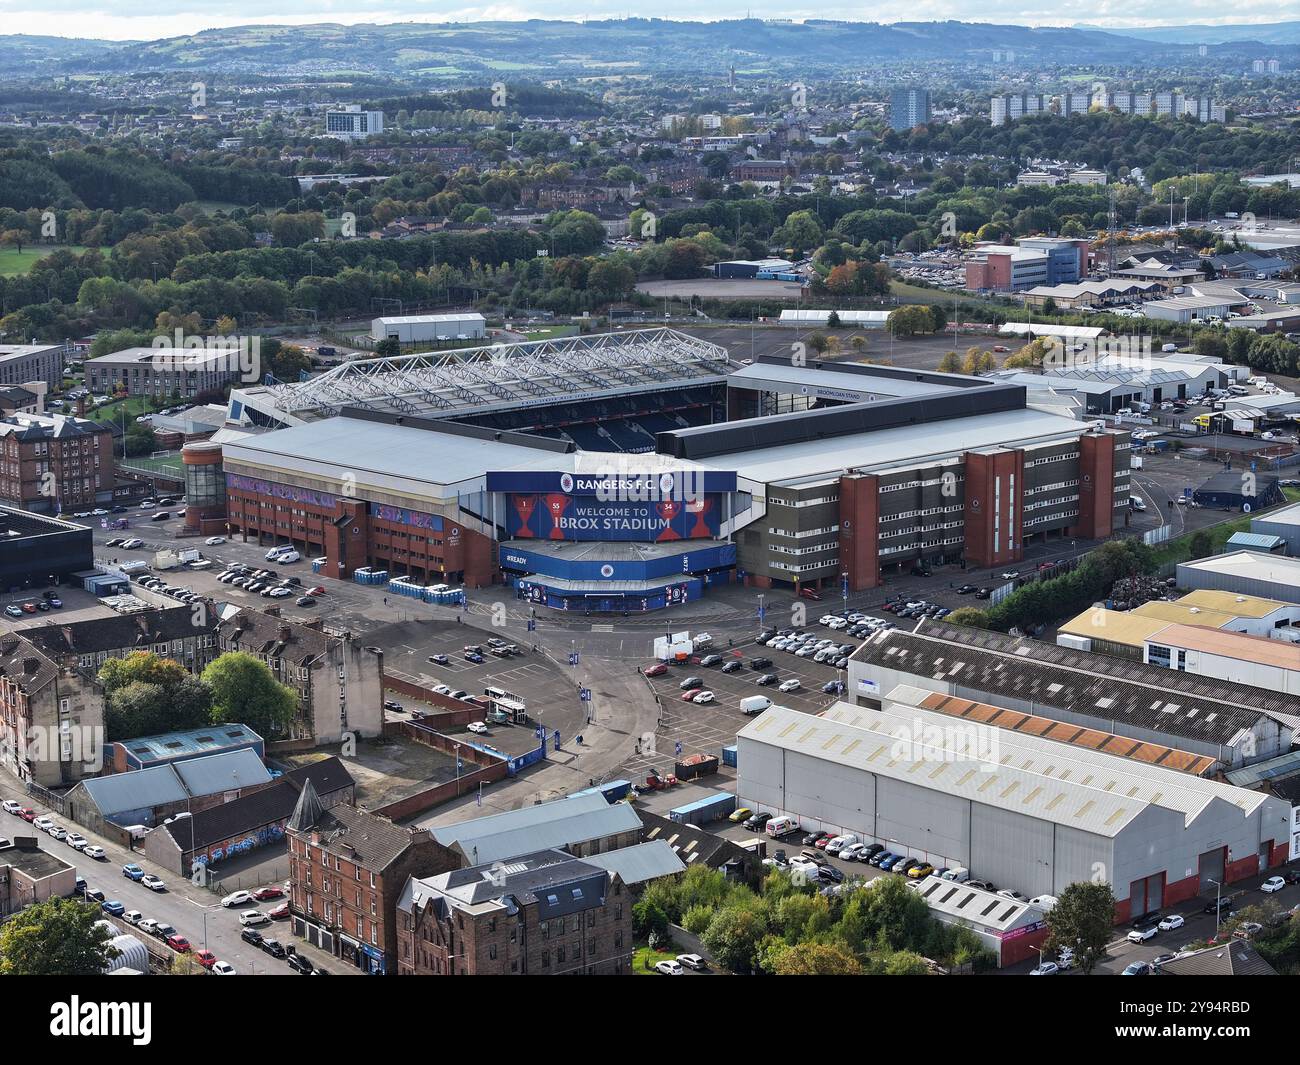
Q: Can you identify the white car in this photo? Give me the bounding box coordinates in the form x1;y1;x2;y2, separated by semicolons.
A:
778;679;801;693
222;890;254;908
1;800;20;814
432;684;453;696
212;961;236;975
65;833;87;850
654;959;683;975
32;816;54;832
1127;924;1158;943
139;501;156;509
141;874;166;892
239;909;270;926
83;845;106;859
692;690;715;704
818;615;837;625
137;918;158;936
676;953;707;971
1157;913;1185;931
1261;875;1286;894
122;910;144;925
1029;961;1059;976
120;538;144;549
1028;894;1058;911
466;722;489;735
268;587;293;598
205;536;226;545
48;826;67;840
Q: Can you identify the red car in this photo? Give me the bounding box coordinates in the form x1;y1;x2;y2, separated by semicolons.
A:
308;587;327;596
20;602;37;614
195;950;217;969
644;663;668;677
252;886;284;901
269;902;290;920
166;933;191;953
19;808;36;822
680;688;702;702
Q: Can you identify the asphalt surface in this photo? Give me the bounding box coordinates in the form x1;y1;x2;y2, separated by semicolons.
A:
0;790;349;976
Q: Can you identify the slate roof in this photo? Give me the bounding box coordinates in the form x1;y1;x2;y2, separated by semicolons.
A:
21;606;217;659
853;620;1300;747
0;634;58;696
1158;941;1277;976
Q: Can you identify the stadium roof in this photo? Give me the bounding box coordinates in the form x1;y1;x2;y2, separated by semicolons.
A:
242;327;730;422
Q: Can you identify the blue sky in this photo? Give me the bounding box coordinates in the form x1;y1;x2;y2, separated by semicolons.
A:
0;3;1284;43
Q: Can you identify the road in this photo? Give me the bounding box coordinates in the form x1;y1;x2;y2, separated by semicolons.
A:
0;784;351;975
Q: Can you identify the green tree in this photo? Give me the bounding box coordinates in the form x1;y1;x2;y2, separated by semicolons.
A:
945;606;990;629
701;905;768;975
880;949;932;975
1045;881;1117;975
0;897;116;975
937;350;961;374
1188;528;1214;560
99;650;189;694
769;941;864;975
202;651;297;739
632;897;670;940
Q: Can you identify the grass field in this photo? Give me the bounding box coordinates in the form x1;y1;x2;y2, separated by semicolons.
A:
119;451;184;478
0;245;89;275
84;395;157;424
889;280;981;306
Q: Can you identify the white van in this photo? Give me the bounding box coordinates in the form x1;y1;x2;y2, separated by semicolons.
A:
941;867;971;882
276;550;301;564
765;815;798;838
740;695;772;716
825;833;859;856
265;545;292;560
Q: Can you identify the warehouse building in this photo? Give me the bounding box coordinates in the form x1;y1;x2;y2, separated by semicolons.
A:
1252;501;1300;554
736;693;1291;921
1058;590;1300;658
1177;551;1300;604
910;876;1049;968
0;505;92;591
850;620;1298;769
1144;623;1300;694
1193;470;1284;510
369;313;486;344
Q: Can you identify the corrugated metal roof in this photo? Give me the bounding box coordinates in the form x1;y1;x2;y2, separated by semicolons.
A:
80;765;188;815
172;748;272;795
430;792;641;865
584;840;687;885
739;693;1270;839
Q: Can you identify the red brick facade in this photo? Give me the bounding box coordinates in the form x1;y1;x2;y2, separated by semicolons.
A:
226;480;496;587
961;450;1024;568
1073;433;1116;541
839;472;881;592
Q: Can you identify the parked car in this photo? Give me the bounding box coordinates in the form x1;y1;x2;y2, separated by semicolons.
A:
166;933;191;953
1029;961;1059;976
101;900;126;916
122;863;145;881
654;959;683;975
260;938;287;959
84;845;106;860
1261;876;1286;894
240;909;270;927
141;874;166;892
1158;914;1185;931
222;890;254;908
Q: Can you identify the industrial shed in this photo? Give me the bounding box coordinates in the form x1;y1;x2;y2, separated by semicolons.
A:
1192;470;1283;511
370;313;486;344
1177;551;1300;606
735;692;1291;921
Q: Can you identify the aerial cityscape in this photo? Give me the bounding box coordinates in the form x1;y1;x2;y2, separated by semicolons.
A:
0;5;1298;1014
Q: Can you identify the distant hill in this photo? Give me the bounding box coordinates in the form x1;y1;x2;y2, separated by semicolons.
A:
0;20;1226;78
1076;22;1300;46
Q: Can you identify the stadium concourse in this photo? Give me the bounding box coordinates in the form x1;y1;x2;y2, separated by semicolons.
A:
197;327;1132;613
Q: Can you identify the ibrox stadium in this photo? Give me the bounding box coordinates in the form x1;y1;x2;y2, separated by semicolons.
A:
204;327;1131;612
